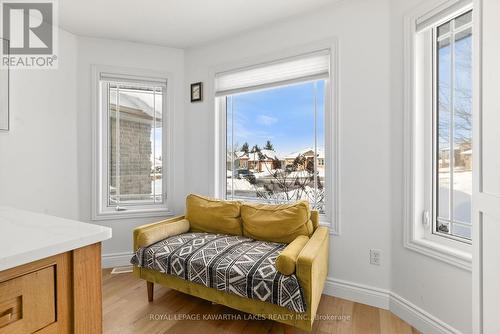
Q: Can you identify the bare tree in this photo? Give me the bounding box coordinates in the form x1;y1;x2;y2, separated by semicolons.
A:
437;34;472;145
244;152;325;212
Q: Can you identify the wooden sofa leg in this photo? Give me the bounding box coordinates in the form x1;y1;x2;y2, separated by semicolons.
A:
147;281;154;302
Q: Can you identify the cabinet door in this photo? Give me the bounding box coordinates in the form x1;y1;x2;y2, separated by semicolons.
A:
0;253;72;334
0;267;55;334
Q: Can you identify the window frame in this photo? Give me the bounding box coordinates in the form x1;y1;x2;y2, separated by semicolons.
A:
92;65;173;220
404;1;472;270
213;41;339;234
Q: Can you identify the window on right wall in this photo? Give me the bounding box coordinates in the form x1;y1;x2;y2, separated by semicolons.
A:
434;10;473;241
404;1;473;270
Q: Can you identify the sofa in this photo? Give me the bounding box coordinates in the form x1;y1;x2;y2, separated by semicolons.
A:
131;194;329;331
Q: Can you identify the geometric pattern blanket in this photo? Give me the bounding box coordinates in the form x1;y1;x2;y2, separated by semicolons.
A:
130;232;306;313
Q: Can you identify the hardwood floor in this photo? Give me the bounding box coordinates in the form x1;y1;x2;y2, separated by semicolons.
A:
102;269;421;334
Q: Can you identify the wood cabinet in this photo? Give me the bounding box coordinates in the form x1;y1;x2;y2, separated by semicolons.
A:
0;243;102;334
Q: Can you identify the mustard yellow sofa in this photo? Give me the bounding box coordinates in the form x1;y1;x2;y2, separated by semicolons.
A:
132;194;329;331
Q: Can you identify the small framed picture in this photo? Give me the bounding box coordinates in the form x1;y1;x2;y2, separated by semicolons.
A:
190;82;203;102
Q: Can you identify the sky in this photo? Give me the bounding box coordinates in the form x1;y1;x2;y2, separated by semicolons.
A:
227;80;326;157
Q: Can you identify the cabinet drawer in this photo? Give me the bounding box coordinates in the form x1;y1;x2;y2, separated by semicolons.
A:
0;266;56;334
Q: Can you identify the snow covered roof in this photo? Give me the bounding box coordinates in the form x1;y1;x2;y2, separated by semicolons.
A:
235;151;249;158
110;90;162;121
285;148;325;159
248;149;282;161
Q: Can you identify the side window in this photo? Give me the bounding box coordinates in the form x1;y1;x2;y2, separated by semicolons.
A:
434;10;473;240
94;69;169;219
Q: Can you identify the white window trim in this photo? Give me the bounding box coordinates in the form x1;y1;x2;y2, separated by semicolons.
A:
212;39;340;235
403;0;472;271
91;65;174;220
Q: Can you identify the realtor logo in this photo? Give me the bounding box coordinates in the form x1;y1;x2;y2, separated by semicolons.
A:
1;0;58;68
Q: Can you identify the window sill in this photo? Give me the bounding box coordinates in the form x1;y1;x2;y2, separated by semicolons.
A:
92;208;173;221
404;235;472;271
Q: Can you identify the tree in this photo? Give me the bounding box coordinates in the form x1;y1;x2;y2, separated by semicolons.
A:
436;35;472;170
241;142;249;153
251;144;260;153
248;151;325;212
264;140;274;150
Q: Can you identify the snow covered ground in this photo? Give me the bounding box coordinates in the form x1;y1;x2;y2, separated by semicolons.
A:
438;170;472;238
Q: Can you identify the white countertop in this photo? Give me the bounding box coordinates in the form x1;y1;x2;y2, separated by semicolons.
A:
0;207;112;271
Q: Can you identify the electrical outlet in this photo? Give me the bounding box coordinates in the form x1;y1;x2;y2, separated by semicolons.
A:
370;249;381;265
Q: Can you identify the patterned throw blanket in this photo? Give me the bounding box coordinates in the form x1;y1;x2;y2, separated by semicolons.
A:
131;232;306;313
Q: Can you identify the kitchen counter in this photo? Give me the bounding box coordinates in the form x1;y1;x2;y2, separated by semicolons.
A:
0;206;111;272
0;207;112;333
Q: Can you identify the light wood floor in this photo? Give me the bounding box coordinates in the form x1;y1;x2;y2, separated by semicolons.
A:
102;269;421;334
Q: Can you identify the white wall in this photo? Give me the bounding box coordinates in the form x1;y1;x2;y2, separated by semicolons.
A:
390;1;471;333
0;29;79;220
184;0;393;291
76;37;185;261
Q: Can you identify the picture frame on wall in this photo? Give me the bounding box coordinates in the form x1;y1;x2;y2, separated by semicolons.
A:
0;38;9;131
190;82;203;102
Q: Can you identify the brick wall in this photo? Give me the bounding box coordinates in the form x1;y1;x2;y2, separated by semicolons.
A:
110;118;152;201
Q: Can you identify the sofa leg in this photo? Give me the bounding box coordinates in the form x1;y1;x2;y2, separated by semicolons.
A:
147;281;154;302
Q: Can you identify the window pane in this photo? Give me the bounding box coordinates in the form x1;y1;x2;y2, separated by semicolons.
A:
315;81;326;214
152;87;163;203
455;11;472;29
109;85;118;206
452;27;472;229
437;37;451;221
434;14;472;241
226;96;234;198
225;80;326;212
108;84;162;206
438;22;450;37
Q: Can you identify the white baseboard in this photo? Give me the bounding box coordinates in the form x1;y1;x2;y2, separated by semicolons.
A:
102;252;133;268
323;277;462;334
389;293;462;334
324;277;390;309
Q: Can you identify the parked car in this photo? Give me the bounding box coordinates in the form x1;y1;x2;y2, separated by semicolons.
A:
234;169;256;183
236;169;251;178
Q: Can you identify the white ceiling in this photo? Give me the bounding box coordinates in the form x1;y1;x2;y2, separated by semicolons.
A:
58;0;338;48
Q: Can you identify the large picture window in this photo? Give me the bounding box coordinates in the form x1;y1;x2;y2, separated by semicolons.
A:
225;80;326;212
216;50;333;216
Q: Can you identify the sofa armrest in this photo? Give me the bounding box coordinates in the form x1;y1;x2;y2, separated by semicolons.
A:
275;235;310;275
133;215;188;251
296;226;329;318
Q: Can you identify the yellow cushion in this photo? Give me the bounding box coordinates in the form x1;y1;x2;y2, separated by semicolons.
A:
241;200;314;243
275;235;310;275
185;194;242;235
136;218;190;248
311;210;320;230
